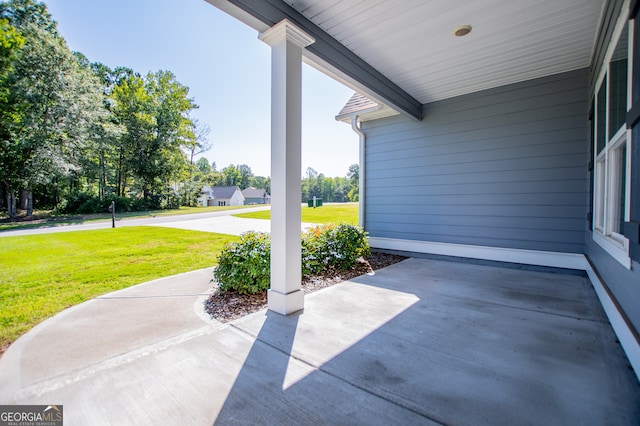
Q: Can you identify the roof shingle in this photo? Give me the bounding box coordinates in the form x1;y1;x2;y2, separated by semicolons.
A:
336;92;379;117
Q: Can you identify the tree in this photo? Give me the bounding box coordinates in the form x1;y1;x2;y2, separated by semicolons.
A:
237;164;253;189
347;163;359;202
300;166;358;203
0;1;104;216
347;163;359;184
0;0;56;35
195;157;212;174
253;175;270;195
0;19;24;217
82;62;127;200
0;18;23;70
220;164;241;187
186;117;211;165
112;70;197;204
305;168;323;199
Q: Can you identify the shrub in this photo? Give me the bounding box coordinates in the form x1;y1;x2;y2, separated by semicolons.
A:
129;197;155;212
104;195;131;213
59;191;100;214
214;224;369;294
303;223;370;272
301;228;324;276
161;192;181;210
214;231;271;294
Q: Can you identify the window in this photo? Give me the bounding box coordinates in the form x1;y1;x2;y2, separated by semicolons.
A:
592;21;631;268
218;201;226;206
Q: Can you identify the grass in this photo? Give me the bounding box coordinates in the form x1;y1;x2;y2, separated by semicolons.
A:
0;226;238;351
234;202;358;225
0;204;260;232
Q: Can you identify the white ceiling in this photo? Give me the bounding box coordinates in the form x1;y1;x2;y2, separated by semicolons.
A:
284;0;605;105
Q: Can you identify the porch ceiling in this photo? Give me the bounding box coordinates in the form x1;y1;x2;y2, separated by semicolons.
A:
208;0;605;117
285;0;604;105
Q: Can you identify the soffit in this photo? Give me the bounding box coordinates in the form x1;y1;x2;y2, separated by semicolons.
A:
283;0;604;105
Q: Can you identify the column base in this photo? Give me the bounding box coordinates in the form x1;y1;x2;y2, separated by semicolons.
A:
268;289;304;315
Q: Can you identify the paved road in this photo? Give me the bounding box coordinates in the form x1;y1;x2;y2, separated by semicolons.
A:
0;206;317;237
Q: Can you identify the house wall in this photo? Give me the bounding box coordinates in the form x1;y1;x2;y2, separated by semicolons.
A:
585;0;640;339
363;69;589;254
587;237;640;334
208;198;227;207
245;197;268;205
230;190;245;206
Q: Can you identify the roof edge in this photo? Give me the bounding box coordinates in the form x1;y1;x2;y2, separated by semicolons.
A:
205;0;422;121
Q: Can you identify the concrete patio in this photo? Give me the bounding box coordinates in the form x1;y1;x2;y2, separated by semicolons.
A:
1;257;638;425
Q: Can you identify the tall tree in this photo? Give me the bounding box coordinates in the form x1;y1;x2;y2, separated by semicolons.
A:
195;157;212;174
0;0;56;35
237;164;253;189
0;18;23;217
186;117;211;165
0;0;104;216
221;164;241;187
347;163;359;201
83;61;127;200
112;70;197;203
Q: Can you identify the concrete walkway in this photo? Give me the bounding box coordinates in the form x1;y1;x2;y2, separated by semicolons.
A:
1;258;639;425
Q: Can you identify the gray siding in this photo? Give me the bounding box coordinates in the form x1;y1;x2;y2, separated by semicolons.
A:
364;69;589;253
585;0;640;337
586;235;640;334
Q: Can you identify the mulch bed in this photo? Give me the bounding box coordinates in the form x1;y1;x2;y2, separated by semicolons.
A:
204;252;408;322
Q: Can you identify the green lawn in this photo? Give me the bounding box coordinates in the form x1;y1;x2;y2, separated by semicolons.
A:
234;202;359;225
0;226;237;351
0;204;260;232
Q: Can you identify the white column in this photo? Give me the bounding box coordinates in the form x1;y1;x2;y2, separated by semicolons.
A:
260;20;315;315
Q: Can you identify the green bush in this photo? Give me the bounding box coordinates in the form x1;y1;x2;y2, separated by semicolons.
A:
106;195;131;213
60;192;134;214
214;224;369;294
59;191;187;215
59;191;100;214
214;231;271;294
303;223;370;272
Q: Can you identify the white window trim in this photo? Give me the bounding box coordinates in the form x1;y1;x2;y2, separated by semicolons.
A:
593;232;631;268
592;4;632;270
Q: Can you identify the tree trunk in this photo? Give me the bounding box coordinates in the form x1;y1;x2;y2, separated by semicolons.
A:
5;184;16;218
99;149;106;200
26;184;33;216
117;147;125;197
19;189;28;210
121;166;127;197
53;182;58;207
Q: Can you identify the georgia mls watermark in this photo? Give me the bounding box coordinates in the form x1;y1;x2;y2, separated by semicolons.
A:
0;405;63;426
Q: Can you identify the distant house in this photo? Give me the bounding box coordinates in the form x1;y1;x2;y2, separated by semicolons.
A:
199;186;245;207
242;187;271;205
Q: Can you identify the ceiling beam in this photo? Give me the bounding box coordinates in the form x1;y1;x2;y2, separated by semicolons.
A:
210;0;423;120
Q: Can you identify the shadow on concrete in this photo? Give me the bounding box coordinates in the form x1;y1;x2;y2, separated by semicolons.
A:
212;259;640;425
214;311;302;424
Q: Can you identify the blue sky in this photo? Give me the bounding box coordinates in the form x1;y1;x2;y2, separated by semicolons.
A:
44;0;358;178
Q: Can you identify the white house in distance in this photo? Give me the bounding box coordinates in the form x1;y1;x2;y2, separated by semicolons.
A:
199;185;245;207
242;187;271;205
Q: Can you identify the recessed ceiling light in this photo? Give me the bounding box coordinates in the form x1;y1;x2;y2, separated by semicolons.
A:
453;25;472;37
